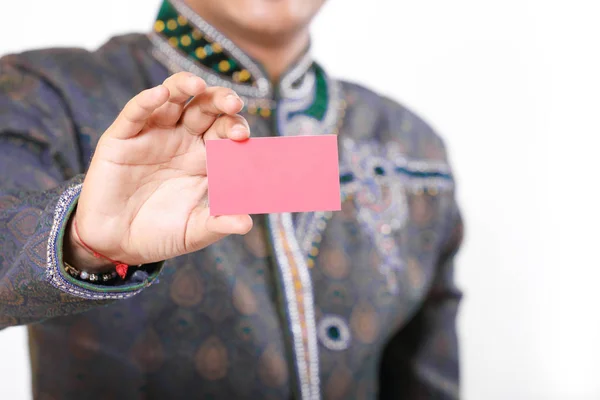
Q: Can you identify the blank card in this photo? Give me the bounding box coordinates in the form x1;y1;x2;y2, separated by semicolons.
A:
206;135;341;215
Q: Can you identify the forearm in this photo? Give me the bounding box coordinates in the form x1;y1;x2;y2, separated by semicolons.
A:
0;144;160;329
0;57;171;329
0;61;245;329
1;175;105;327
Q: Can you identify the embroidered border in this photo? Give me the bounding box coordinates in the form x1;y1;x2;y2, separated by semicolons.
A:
298;211;332;269
149;33;269;99
150;0;316;112
46;185;155;300
169;0;269;96
337;137;455;293
290;76;345;269
266;66;347;399
268;213;321;400
280;51;317;100
278;70;343;137
283;214;321;400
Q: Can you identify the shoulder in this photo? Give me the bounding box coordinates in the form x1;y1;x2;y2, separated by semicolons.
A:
0;34;162;162
0;34;154;97
336;80;458;221
339;80;450;163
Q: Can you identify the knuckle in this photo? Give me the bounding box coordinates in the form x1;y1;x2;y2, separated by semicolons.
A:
133;95;153;112
219;88;237;98
214;114;247;132
163;72;187;86
232;113;247;123
162;75;175;86
233;114;250;130
124;96;137;111
227;114;247;126
174;71;192;80
121;100;139;119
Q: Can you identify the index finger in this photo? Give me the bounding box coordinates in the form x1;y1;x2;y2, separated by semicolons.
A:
180;87;244;136
106;85;170;140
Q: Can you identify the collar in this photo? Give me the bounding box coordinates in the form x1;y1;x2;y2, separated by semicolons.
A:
149;0;344;131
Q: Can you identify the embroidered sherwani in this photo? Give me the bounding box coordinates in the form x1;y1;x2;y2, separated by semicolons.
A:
0;1;463;399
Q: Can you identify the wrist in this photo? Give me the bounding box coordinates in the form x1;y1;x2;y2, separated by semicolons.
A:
63;212;114;274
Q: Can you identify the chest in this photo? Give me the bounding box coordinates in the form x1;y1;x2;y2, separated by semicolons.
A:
127;158;452;398
68;76;453;399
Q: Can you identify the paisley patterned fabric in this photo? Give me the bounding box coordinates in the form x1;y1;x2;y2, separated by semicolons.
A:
0;5;463;398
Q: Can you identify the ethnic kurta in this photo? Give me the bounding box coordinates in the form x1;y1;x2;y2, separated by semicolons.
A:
0;1;463;399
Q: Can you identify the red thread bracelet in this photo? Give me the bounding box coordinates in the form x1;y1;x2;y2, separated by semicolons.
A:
73;220;129;279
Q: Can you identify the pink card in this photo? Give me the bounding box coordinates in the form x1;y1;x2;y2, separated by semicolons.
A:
206;135;341;215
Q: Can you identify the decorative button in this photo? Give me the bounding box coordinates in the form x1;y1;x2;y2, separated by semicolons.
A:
379;223;392;235
374;166;385;176
317;315;351;351
340;173;354;184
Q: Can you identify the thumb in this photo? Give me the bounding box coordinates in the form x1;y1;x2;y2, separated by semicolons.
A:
184;207;253;253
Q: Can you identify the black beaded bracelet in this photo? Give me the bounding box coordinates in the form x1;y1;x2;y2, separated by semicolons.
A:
64;262;118;283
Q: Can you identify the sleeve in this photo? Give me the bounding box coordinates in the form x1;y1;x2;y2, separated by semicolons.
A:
378;198;464;399
0;56;161;330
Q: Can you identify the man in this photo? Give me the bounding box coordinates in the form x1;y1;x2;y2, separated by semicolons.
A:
0;0;463;398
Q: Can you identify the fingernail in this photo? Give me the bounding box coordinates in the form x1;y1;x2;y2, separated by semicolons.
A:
231;124;248;137
226;93;244;108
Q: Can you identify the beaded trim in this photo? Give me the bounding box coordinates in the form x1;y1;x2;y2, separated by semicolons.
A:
64;262;118;283
297;211;332;269
46;185;153;300
149;34;271;104
163;0;268;95
268;213;320;400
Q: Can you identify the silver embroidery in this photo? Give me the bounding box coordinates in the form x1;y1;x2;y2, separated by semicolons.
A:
268;213;321;400
46;184;152;300
281;213;320;399
338;138;454;293
279;51;317;100
278;75;343;137
268;71;344;400
283;74;344;257
299;211;330;257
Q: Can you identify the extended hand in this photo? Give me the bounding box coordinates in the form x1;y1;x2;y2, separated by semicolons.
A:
65;72;253;271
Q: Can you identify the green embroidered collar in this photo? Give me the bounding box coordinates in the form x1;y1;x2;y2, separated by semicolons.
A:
149;0;344;134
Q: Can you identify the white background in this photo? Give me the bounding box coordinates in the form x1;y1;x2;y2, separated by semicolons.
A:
1;0;599;399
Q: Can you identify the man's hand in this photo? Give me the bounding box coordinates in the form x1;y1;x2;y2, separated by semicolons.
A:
64;72;253;271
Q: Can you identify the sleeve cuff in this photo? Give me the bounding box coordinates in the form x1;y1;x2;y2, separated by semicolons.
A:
46;183;163;300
